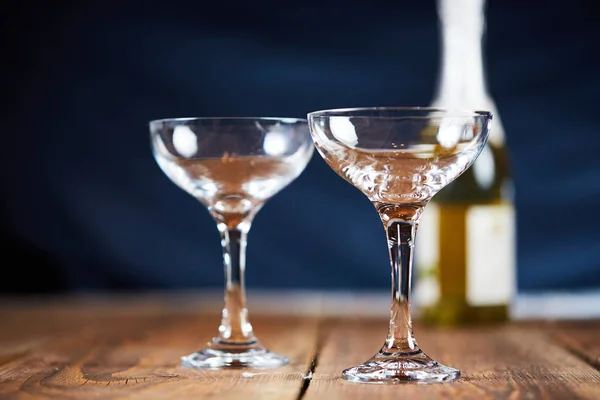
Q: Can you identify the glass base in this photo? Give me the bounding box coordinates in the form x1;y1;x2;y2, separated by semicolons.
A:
342;348;459;384
180;339;289;370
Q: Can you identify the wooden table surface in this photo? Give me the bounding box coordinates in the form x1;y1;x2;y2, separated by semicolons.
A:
0;293;598;399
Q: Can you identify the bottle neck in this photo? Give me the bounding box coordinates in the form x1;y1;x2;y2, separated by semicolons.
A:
432;0;505;144
434;0;488;105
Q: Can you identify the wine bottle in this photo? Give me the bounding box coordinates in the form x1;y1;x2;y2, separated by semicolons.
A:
414;0;516;325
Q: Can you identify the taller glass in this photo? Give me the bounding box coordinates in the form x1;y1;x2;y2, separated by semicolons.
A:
150;117;314;369
308;107;492;383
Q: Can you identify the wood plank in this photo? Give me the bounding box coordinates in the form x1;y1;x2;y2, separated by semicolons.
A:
550;320;600;370
2;295;599;400
0;298;318;400
305;317;600;400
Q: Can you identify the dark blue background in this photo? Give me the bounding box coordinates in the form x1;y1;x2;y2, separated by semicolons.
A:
1;0;598;294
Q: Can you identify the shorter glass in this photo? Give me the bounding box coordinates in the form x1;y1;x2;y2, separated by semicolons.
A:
150;117;314;369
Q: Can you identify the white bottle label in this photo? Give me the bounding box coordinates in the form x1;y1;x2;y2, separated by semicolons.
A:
466;204;516;306
414;204;440;307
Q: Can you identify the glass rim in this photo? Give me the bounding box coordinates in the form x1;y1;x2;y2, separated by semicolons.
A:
307;106;493;119
149;116;307;125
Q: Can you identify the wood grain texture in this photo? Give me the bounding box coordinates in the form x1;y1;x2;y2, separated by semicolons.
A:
1;295;599;400
551;320;600;370
0;297;318;400
304;317;600;400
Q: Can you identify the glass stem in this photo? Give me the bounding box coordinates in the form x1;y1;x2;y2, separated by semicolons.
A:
376;203;424;355
215;220;256;345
